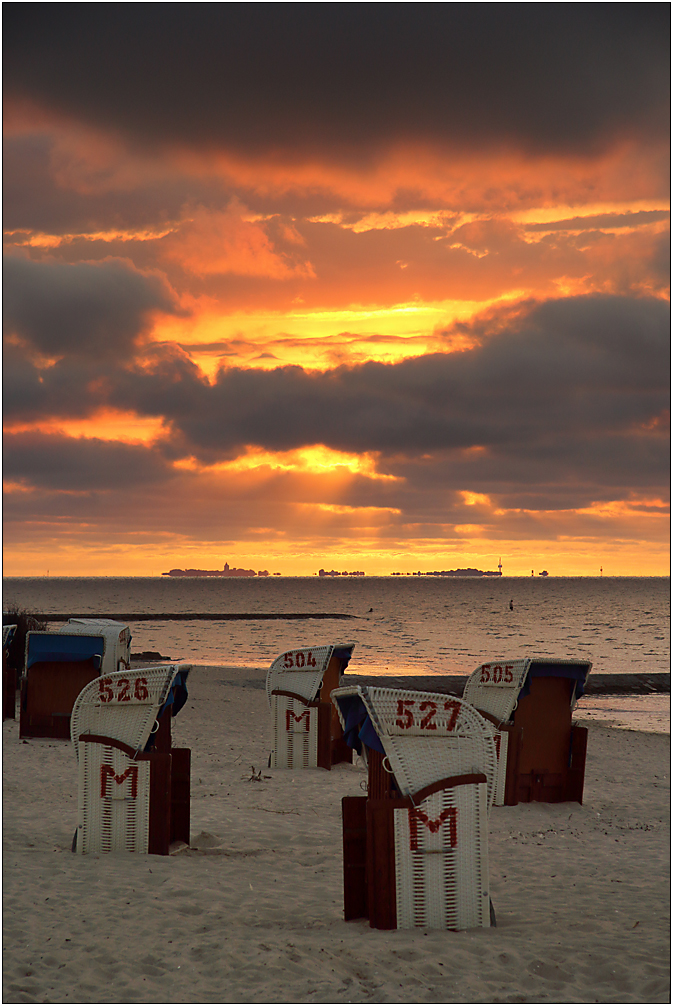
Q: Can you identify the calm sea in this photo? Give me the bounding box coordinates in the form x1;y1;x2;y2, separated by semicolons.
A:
3;575;669;676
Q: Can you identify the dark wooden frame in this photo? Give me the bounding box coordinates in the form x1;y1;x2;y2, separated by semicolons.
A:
3;649;16;721
20;659;101;739
511;676;588;804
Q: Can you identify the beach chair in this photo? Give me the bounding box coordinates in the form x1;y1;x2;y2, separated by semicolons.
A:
333;685;497;931
20;631;106;739
463;657;592;805
267;643;355;770
3;624;17;720
60;619;132;673
71;665;191;855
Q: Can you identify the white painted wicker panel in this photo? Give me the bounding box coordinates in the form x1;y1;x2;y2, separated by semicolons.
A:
77;739;150;855
70;666;189;760
462;659;531;723
271;694;318;769
358;688;497;807
265;645;335;706
384;734;497;809
361;687;491;739
394;782;490;930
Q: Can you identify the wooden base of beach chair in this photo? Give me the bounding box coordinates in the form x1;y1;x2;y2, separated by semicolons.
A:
141;707;192;846
330;735;353;765
513;677;587;803
342;776;491;931
342;796;368;920
20;660;100;739
77;733;191;855
170;747;192;845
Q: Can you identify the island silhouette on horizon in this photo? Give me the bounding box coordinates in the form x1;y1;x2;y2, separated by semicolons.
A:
162;562;269;577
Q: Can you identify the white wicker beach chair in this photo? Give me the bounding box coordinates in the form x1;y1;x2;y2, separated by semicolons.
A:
267;643;354;769
463;656;592;805
71;665;191;855
332;684;496;930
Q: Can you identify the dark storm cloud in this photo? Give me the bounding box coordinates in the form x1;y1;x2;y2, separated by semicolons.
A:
5;293;668;500
4;6;669;158
2;133;232;236
118;294;668;462
3;431;172;491
3;256;178;358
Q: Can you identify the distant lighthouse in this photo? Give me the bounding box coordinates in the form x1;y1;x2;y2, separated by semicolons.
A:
498;557;502;575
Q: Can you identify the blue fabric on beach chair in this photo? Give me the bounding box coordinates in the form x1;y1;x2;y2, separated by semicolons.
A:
517;660;590;702
337;692;385;755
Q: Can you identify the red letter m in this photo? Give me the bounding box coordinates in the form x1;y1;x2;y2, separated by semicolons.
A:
100;764;138;799
286;709;310;732
409;806;457;851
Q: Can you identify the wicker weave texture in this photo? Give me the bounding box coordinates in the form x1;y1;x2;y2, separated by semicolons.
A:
265;645;334;707
394;782;490;930
271;694;318;768
463;659;531;723
360;688;498;806
330;684;359;732
362;687;492;739
76;739;150;855
70;666;188;759
386;734;497;807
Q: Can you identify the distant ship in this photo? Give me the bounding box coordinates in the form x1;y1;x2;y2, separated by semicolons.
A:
162;562;269;578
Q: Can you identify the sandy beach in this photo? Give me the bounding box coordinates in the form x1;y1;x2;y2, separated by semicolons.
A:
3;665;670;1004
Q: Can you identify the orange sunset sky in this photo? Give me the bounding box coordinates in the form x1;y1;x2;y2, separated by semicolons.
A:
3;6;670;576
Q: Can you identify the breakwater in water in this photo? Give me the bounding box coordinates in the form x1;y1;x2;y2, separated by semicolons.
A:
341;672;670;695
39;612;354;622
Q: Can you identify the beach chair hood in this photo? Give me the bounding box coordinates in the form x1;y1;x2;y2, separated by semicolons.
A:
70;664;191;760
265;643;354;706
463;656;592;723
332;684;498;808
